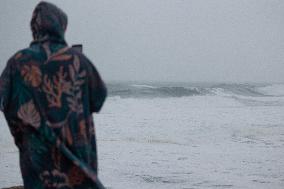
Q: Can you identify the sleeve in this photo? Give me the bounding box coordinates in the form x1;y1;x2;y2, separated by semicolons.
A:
86;60;107;113
0;59;13;112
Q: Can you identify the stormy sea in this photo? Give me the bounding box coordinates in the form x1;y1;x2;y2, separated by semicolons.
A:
0;82;284;189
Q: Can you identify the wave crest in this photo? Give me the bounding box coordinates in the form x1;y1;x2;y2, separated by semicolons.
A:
107;83;284;98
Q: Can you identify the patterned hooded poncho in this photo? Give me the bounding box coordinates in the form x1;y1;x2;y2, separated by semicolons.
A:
0;1;107;189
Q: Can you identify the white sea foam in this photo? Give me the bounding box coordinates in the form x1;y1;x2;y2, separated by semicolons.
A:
1;83;284;189
257;84;284;96
95;95;284;189
131;84;157;89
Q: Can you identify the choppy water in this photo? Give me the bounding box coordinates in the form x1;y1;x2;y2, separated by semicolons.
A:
1;82;284;189
107;82;283;98
97;82;284;189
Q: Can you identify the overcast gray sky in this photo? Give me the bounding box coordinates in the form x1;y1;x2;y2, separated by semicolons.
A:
0;0;284;83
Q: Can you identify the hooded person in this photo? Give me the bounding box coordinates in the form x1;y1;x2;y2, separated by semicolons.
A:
0;1;107;189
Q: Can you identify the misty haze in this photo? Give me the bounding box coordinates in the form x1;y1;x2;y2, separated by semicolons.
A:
0;0;284;189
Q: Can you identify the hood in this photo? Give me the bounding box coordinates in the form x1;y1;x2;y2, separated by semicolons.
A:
31;1;68;42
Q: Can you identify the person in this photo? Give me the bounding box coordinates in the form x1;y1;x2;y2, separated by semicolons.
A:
0;1;107;189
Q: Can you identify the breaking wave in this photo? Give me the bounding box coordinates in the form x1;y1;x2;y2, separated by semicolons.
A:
107;82;284;99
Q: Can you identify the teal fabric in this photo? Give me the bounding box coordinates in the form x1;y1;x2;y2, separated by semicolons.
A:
0;2;107;189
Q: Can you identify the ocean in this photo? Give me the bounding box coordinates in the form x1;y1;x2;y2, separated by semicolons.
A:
1;82;284;189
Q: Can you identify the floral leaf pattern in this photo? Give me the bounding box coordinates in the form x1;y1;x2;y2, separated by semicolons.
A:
40;169;70;188
17;100;41;129
62;124;73;146
50;54;72;62
0;1;107;189
21;64;42;87
66;55;86;113
14;52;22;60
42;66;71;108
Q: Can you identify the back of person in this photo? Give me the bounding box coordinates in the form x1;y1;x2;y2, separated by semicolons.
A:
0;1;107;189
